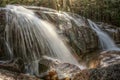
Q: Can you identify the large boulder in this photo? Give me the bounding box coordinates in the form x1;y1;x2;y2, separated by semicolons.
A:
36;56;81;80
73;63;120;80
39;63;81;80
28;6;99;55
65;25;98;54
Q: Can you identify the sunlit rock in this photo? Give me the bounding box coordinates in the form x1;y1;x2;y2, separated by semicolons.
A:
88;50;120;68
99;50;120;67
37;56;80;80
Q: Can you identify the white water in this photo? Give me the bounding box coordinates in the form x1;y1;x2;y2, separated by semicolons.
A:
41;10;119;51
5;5;84;75
2;5;119;76
88;19;120;50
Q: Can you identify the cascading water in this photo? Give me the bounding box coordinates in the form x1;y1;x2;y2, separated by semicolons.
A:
4;5;83;75
87;19;120;50
1;4;119;76
41;9;119;51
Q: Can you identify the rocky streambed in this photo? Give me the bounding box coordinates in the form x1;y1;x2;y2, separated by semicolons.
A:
0;50;120;80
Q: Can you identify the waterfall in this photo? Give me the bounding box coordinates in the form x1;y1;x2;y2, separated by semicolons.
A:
1;5;119;75
4;5;83;75
53;11;120;51
87;19;120;51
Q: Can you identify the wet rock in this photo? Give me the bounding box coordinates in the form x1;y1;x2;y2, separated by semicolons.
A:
38;56;61;75
37;56;80;80
73;63;120;80
55;63;81;80
98;50;120;67
40;63;80;80
81;51;100;69
0;69;41;80
88;50;120;68
40;56;61;67
40;69;58;80
0;58;40;80
65;25;99;54
0;58;25;73
29;6;99;55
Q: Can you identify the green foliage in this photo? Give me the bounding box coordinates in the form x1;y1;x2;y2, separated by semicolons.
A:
72;0;120;26
61;0;120;26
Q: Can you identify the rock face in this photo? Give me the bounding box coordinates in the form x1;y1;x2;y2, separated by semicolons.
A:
65;25;98;54
29;6;99;55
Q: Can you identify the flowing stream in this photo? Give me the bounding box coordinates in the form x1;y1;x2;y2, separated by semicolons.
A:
88;19;120;51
